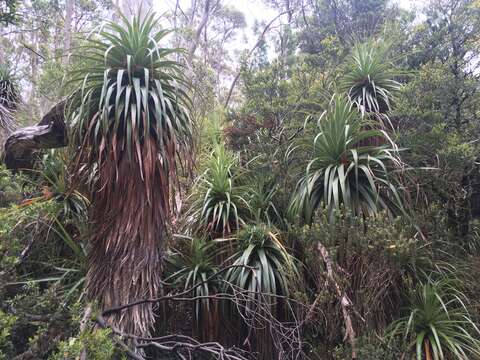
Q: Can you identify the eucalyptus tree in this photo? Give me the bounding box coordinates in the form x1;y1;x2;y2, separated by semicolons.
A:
67;13;192;336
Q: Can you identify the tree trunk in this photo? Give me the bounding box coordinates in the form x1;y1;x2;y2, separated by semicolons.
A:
63;0;74;64
224;11;287;108
87;137;167;337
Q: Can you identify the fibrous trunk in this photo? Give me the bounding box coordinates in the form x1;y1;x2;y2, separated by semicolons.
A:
87;137;169;336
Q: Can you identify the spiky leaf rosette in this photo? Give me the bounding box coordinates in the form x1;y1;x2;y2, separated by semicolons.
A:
388;280;480;360
67;13;192;336
68;13;191;163
187;144;249;237
340;41;401;115
225;225;295;314
289;95;405;223
0;66;19;133
224;225;296;359
166;237;220;341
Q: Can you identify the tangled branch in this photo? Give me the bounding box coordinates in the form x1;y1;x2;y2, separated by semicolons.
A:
99;265;309;359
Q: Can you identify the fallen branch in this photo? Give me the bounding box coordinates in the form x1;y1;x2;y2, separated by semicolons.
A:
306;241;357;359
3;100;68;170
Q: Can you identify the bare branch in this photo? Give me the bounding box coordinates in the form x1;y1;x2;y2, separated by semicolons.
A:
102;265;254;316
224;11;290;108
100;264;308;359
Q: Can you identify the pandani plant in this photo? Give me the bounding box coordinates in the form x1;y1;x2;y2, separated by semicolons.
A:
289;94;405;223
225;224;294;309
17;149;89;222
245;173;282;227
0;64;18;134
187;143;249;237
38;149;89;221
387;279;480;360
339;40;402;116
66;12;192;336
224;224;296;359
165;237;220;341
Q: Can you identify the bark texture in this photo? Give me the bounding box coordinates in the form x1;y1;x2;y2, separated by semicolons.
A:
87;137;169;336
3;101;67;170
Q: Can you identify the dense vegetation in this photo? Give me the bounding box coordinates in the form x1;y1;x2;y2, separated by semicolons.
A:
1;0;480;359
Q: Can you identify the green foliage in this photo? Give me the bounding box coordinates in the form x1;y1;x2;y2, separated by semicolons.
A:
2;284;82;359
393;60;480;236
0;164;27;206
29;218;87;301
333;334;405;360
388;280;480;360
0;0;17;25
166;237;219;327
39;150;89;221
293;212;435;343
340;41;401;114
67;11;191;164
289;95;404;223
0;201;58;274
245;173;282;227
198;109;226;149
0;158;87;301
226;225;295;306
188;144;249;235
0;162;90;359
0;310;16;359
239;56;327;128
49;328;120;360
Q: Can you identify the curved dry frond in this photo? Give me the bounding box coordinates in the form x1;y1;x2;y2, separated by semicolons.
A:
0;103;15;134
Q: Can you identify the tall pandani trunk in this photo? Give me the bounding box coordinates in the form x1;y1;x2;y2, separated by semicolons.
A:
87;137;171;336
